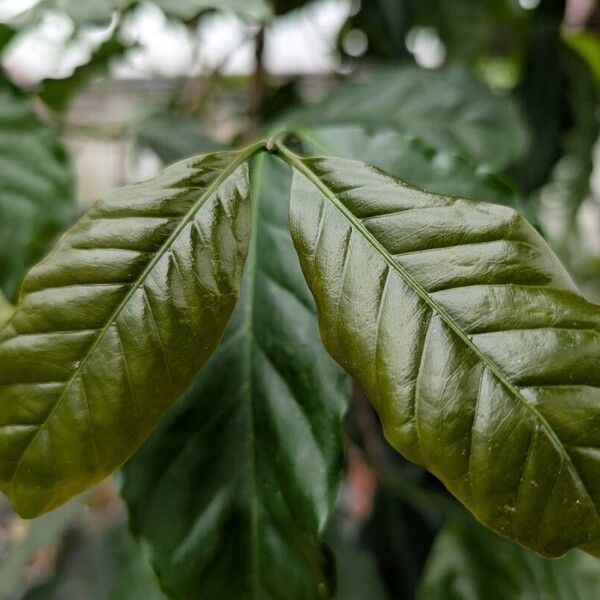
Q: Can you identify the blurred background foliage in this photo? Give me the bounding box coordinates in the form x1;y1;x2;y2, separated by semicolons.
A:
0;0;599;598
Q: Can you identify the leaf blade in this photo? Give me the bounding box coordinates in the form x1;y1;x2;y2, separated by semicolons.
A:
418;513;600;600
282;148;600;557
0;145;259;517
122;152;350;599
288;66;528;171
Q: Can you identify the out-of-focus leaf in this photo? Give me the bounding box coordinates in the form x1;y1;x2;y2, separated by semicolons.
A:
0;146;257;518
295;125;518;208
39;37;130;113
418;513;600;600
361;487;440;599
271;0;310;15
22;525;165;600
414;0;532;62
0;496;85;599
344;0;540;64
513;27;567;193
281;148;600;558
290;66;528;171
340;0;411;59
0;77;75;301
122;153;350;599
539;46;599;221
136;111;222;164
327;520;389;600
564;30;600;84
0;24;15;54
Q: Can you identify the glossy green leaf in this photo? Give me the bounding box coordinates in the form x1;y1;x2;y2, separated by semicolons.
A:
0;145;258;518
136;111;222;165
281;148;600;557
122;153;350;599
296;125;518;208
290;66;528;171
0;77;75;301
418;513;600;600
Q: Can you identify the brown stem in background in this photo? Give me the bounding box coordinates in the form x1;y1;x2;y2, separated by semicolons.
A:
245;25;267;142
352;384;388;477
348;387;457;521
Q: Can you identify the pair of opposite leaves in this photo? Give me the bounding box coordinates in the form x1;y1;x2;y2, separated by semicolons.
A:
0;140;598;559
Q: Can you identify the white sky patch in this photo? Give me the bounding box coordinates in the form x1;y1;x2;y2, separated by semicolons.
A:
2;0;351;84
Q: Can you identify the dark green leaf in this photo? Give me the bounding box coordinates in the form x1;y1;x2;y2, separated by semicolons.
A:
281;148;600;557
414;0;532;63
564;30;600;85
0;24;15;54
418;513;600;600
513;29;570;193
122;153;350;599
327;519;389;600
290;66;528;171
39;37;130;113
271;0;311;15
0;77;75;301
360;487;440;599
0;145;258;518
136;111;222;164
538;46;599;220
340;0;412;59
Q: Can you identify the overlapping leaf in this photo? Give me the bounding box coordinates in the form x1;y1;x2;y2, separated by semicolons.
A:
136;111;222;165
0;78;75;301
0;147;256;518
289;66;528;171
282;149;600;557
123;153;350;599
419;513;600;599
296;125;518;208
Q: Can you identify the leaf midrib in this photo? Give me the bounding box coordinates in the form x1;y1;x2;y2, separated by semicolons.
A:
9;142;264;489
277;144;600;521
244;152;264;598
